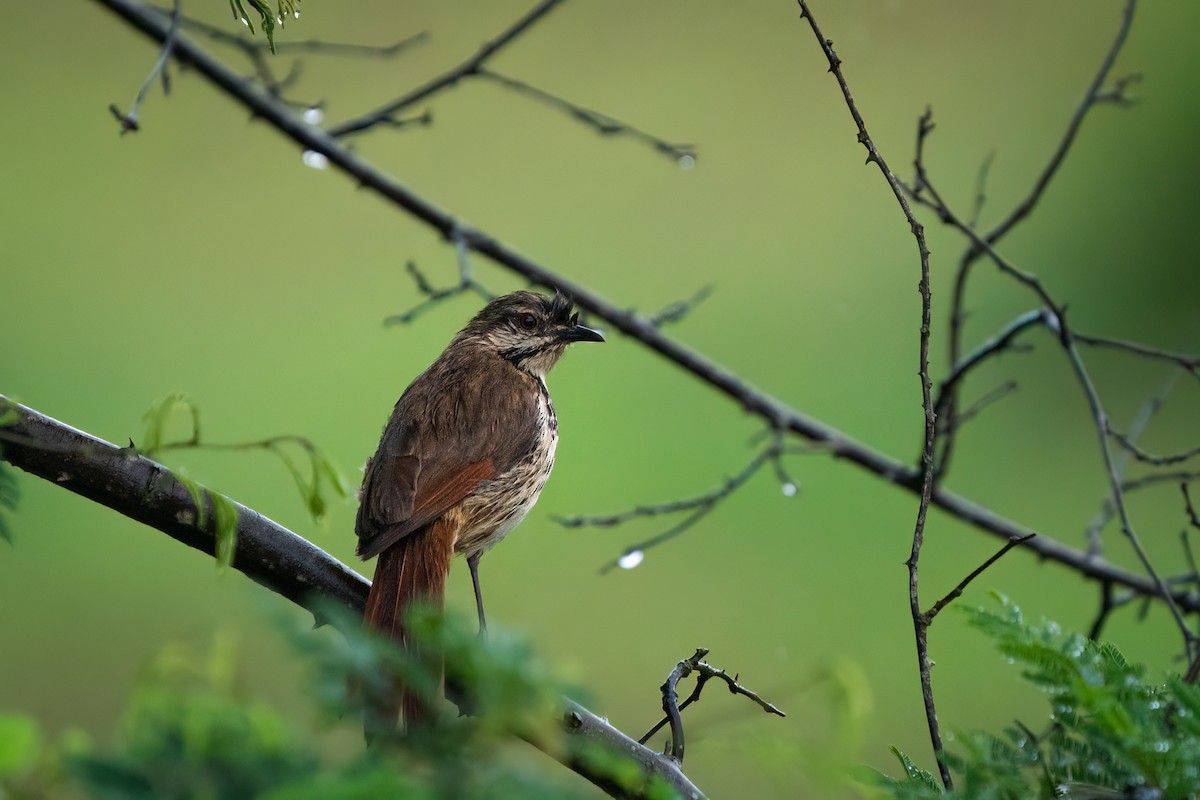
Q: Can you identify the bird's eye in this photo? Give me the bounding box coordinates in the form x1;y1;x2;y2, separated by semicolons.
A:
519;313;538;331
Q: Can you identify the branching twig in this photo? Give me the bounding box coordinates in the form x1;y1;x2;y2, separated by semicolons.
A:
1185;484;1200;532
912;111;1197;663
933;309;1043;417
1075;332;1200;380
109;0;182;132
558;433;793;573
939;0;1139;480
950;381;1018;428
478;70;696;165
384;242;494;327
1108;427;1200;467
648;285;713;328
327;0;566;138
639;648;784;764
921;534;1036;624
791;0;946;786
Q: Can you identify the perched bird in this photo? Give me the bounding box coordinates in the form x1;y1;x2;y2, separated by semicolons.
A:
355;291;603;730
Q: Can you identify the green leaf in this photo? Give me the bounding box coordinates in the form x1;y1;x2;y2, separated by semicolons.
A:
140;392;199;456
887;746;941;791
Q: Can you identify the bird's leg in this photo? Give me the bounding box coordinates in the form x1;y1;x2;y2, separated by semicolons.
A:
467;552;487;637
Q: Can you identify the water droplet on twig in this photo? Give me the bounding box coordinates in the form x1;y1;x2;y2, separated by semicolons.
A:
301;150;328;170
617;550;644;570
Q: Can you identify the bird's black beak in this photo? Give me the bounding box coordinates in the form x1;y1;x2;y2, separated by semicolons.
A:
559;323;605;344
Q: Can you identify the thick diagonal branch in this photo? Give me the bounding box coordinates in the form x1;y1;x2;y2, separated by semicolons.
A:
0;396;704;800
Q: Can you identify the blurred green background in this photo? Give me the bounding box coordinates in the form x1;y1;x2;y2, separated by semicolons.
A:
3;1;1199;796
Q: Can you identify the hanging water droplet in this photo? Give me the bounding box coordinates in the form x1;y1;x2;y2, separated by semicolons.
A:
302;150;328;170
277;15;283;25
677;154;695;170
302;107;324;125
293;10;301;19
781;482;797;497
240;16;250;26
617;550;644;570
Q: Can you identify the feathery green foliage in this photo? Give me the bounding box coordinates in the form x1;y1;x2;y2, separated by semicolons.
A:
0;607;660;799
877;595;1200;799
228;0;300;53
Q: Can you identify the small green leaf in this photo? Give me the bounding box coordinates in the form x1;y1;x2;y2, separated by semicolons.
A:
140;392;199;456
212;491;240;569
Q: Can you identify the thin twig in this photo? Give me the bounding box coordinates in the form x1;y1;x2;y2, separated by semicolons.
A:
1075;332;1200;379
558;435;788;573
939;0;1138;479
1086;369;1181;556
791;0;946;788
640;648;784;763
1107;427;1200;467
913;114;1197;663
933;309;1044;417
1185;484;1200;531
328;0;566;138
479;70;696;165
950;381;1018;428
648;285;713;328
922;534;1036;623
109;0;182;132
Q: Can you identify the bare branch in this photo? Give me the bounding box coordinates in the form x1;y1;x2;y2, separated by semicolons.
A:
922;534;1036;624
327;0;566;138
940;0;1139;479
640;648;784;763
912;111;1197;662
648;285;713;328
559;435;788;573
110;0;181;132
478;70;696;165
1185;484;1200;532
1108;426;1200;467
1075;331;1200;379
950;381;1018;428
934;309;1043;416
791;0;947;786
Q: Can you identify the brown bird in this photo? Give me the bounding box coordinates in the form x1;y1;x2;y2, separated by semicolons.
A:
355;291;603;730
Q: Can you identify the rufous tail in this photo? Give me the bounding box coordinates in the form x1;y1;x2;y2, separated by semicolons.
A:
363;516;456;736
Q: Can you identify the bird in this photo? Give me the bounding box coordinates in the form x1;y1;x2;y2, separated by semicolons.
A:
355;290;603;731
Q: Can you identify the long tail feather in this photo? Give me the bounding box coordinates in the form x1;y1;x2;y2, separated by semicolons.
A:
363;515;457;735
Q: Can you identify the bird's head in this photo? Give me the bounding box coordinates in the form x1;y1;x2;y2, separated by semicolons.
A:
460;291;605;377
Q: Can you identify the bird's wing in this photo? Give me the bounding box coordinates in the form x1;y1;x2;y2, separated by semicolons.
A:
355;359;539;560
